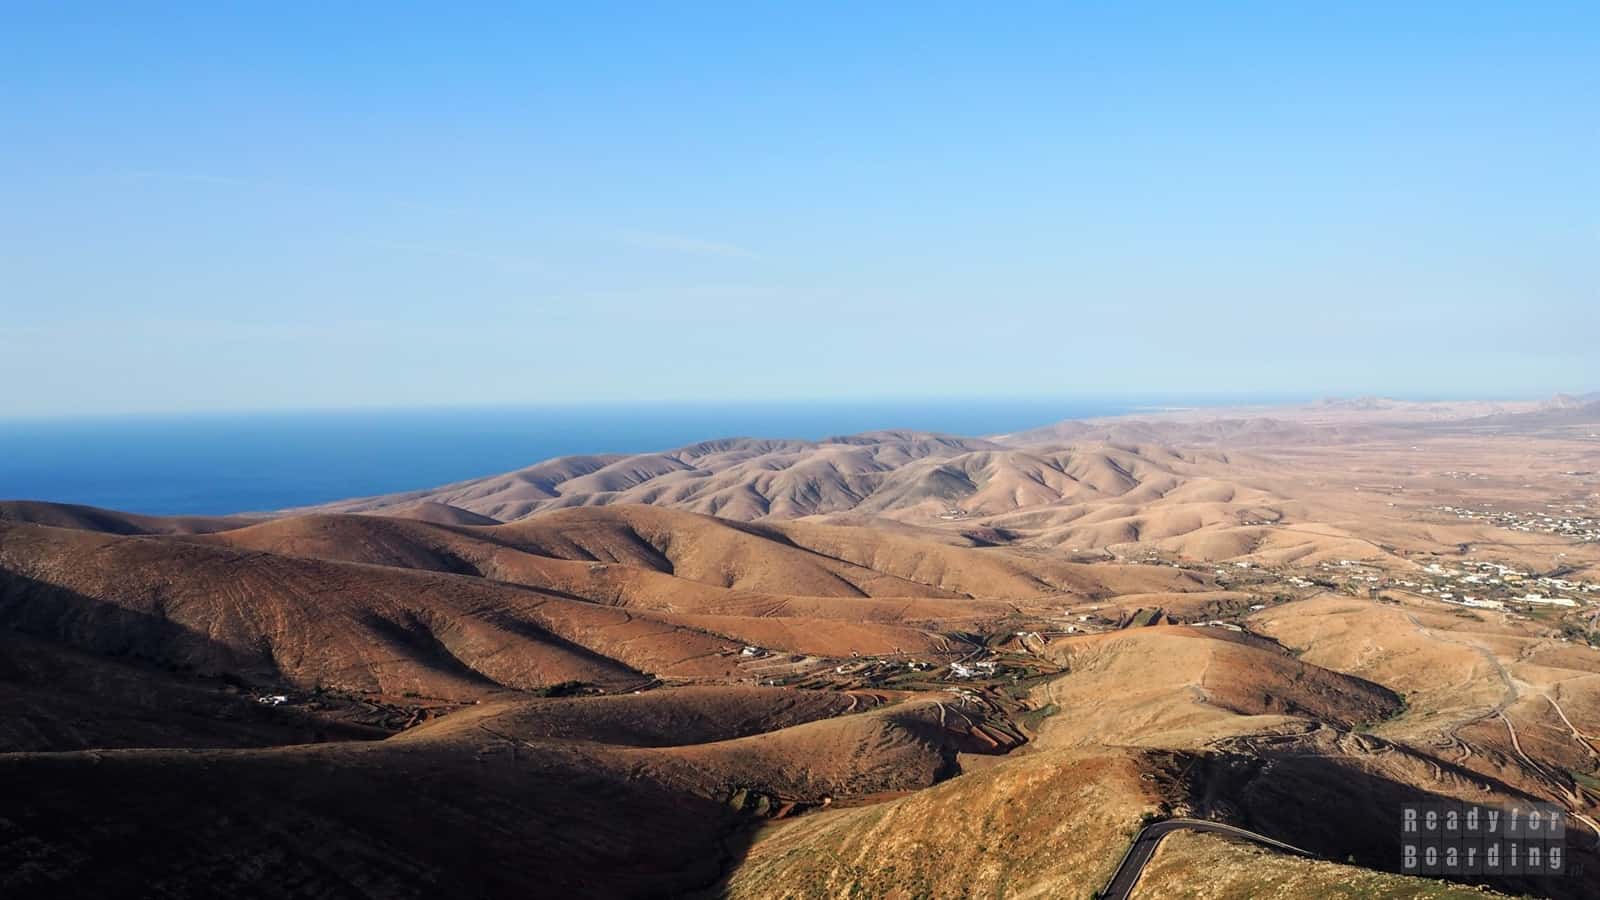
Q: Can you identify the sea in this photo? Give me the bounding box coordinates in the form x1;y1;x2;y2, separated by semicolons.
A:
0;396;1303;516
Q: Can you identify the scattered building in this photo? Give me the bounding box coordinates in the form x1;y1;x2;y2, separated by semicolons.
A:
1435;504;1600;542
949;660;1000;679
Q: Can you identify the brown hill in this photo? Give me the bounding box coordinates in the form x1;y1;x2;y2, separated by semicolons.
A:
1032;627;1402;748
184;507;1222;658
725;747;1183;898
9;395;1600;898
0;630;381;752
0;678;1007;898
395;685;869;748
280;433;1380;573
294;434;1213;526
0;728;746;898
1136;830;1512;899
0;521;745;700
196;504;1209;614
377;500;503;526
0;499;250;535
208;506;953;599
488;505;955;597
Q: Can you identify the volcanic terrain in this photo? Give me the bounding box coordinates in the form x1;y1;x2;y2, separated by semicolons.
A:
5;396;1600;897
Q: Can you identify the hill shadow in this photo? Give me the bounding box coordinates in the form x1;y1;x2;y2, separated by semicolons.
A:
1196;748;1595;899
0;568;279;682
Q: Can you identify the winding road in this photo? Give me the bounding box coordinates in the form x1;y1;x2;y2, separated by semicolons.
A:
1402;607;1600;840
1098;818;1317;899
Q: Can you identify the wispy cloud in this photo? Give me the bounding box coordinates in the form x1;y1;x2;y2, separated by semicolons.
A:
619;229;759;260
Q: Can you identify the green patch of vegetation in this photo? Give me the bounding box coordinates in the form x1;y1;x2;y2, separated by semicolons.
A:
1354;693;1409;733
1016;702;1060;733
1522;605;1568;626
881;669;939;689
999;671;1057;699
528;680;588;698
1128;608;1162;627
1569;769;1600;794
1560;621;1591;641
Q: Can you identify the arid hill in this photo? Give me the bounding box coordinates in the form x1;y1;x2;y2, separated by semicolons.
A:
285;398;1600;594
0;520;734;700
380;500;503;526
0;499;250;535
5;396;1600;898
297;432;1267;527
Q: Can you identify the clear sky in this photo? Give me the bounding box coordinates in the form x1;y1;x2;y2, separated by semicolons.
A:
3;3;1595;416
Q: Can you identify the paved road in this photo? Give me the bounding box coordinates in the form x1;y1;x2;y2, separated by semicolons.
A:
1098;818;1317;899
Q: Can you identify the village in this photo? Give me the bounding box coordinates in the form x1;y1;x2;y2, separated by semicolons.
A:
1435;502;1600;543
1292;555;1598;611
721;525;1600;761
1396;559;1598;608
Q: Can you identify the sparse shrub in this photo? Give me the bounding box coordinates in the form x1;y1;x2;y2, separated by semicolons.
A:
530;681;587;698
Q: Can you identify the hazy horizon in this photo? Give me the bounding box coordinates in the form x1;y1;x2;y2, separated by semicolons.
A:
3;387;1586;424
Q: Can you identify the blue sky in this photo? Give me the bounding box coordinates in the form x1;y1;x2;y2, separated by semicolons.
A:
2;3;1595;415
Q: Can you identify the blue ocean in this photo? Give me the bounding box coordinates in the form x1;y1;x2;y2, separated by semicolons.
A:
0;397;1295;516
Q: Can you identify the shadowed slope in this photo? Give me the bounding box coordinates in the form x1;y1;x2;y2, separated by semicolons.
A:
1033;627;1402;748
724;748;1183;899
0;522;744;700
208;507;958;599
0;499;251;535
0;736;747;899
0;685;1006;899
0;631;383;752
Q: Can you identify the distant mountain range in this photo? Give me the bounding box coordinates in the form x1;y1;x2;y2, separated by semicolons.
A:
292;394;1600;534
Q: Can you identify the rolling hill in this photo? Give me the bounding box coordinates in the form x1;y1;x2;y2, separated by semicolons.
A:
5;395;1600;897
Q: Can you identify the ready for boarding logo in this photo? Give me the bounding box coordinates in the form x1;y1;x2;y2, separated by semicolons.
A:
1400;802;1566;877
